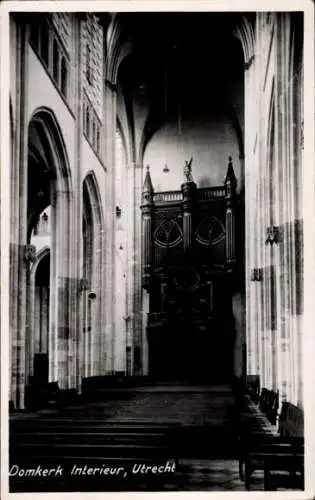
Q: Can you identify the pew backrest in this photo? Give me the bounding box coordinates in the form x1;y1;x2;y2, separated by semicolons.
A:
245;375;260;404
256;388;279;425
278;402;304;438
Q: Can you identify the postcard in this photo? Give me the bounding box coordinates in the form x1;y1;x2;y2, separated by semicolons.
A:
1;1;314;499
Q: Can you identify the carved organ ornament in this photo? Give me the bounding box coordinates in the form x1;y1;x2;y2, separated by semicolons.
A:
140;156;237;292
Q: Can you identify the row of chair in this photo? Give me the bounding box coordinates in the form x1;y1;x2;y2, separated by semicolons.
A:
237;380;304;491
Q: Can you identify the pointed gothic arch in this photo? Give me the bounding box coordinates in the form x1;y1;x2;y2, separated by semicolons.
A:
29;246;51;382
26;107;73;389
82;171;105;377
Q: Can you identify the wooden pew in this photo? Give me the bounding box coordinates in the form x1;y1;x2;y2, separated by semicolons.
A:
239;399;304;490
246;375;260;404
237;388;278;480
9;418;180;492
25;382;81;411
25;382;62;411
238;388;279;438
259;388;279;425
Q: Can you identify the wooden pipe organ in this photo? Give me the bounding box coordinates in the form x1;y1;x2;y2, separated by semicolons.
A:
140;157;238;380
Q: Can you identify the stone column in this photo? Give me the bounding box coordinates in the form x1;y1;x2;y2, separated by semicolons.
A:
72;14;84;391
34;286;41;353
41;284;49;353
93;17;109;378
244;54;258;377
24;244;36;385
81;282;88;377
256;18;265;388
142;290;150;376
274;13;293;404
103;79;116;374
126;162;135;374
296;68;304;407
134;163;144;375
49;190;72;389
10;18;29;409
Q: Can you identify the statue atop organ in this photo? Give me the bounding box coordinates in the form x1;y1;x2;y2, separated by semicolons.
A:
183;157;194;183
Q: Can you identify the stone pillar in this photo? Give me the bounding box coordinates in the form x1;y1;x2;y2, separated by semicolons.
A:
81;282;89;377
72;14;84;391
244;54;258;377
24;244;36;384
126;162;135;374
255;23;265;386
142;290;150;376
41;284;49;353
134;163;144;375
103;79;116;374
10;18;29;409
34;286;41;353
274;13;294;405
232;291;244;378
296;68;304;407
49;190;72;389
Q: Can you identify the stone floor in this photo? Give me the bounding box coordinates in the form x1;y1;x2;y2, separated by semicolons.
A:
38;383;237;426
8;384;267;491
163;459;263;491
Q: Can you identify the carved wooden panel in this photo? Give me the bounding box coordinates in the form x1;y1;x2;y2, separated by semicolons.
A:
154;219;183;248
195;216;225;246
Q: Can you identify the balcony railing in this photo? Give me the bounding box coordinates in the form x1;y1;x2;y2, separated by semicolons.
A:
153;191;183;204
198;186;226;201
152;186;226;205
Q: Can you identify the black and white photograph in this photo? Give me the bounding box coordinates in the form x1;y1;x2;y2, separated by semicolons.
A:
1;0;314;497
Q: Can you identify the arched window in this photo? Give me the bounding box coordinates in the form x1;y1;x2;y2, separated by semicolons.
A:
33;217;40;236
115;128;124;210
86;107;90;138
92;120;96;146
53;39;60;84
41;211;49;234
30;19;40;51
82;174;104;377
40;20;49;66
61;57;68;97
86;44;92;85
96;129;100;154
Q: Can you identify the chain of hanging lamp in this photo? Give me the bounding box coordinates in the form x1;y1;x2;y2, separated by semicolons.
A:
163;43;182;173
163;60;170;173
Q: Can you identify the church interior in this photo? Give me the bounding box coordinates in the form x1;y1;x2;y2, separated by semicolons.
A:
7;10;307;492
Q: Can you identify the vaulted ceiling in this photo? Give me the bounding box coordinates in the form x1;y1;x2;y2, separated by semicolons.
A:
116;12;247;164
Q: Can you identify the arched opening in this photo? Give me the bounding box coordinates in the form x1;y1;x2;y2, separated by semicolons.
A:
61;56;68;98
30;248;51;385
26;108;72;392
53;39;60;84
82;173;104;377
115;14;246;382
82;183;94;378
86;107;90;137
